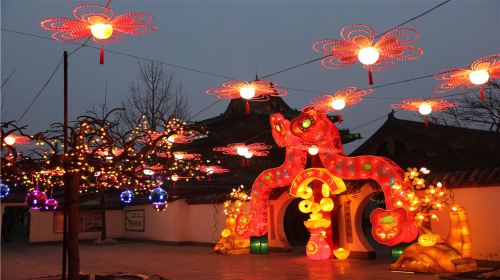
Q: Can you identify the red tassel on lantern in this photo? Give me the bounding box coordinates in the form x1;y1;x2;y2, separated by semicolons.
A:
424;116;428;127
100;48;104;64
368;69;374;85
480;86;485;101
245;101;250;114
247;159;250;167
242;158;245;167
337;112;343;123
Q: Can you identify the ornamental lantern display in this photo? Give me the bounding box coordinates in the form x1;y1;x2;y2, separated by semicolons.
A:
434;54;500;100
120;190;134;204
40;3;156;64
213;142;271;167
0;182;10;198
149;186;167;206
310;87;373;122
207;80;287;114
392;98;456;127
313;24;423;84
25;189;48;210
44;198;59;211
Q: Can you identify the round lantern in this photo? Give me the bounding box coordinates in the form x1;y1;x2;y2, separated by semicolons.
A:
149;186;168;205
0;182;10;198
120;190;134;204
44;198;59;211
153;202;168;212
25;190;48;210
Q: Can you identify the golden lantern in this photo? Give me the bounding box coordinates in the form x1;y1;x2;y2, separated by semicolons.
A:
418;233;438;247
333;247;350;260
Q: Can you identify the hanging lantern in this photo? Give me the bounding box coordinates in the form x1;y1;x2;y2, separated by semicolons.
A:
313;24;423;85
173;152;201;160
2;134;32;146
214;142;271;167
207;80;287;114
149;186;168;205
44;198;59;211
392;98;456;127
308;145;319;155
434;54;500;101
0;182;10;198
40;3;156;64
120;190;134;204
310;87;373;123
25;190;48;210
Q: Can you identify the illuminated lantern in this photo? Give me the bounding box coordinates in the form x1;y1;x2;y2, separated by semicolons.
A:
434;54;500;100
173;152;201;160
418;233;438;247
333;247;350;260
2;134;31;146
149;186;167;206
120;190;134;204
199;165;229;180
153;202;168;212
308;145;319;155
392;98;456;127
207;80;287;114
214;142;271;167
40;3;156;64
320;197;334;212
297;185;313;200
44;198;59;211
306;228;332;260
299;199;313;213
313;24;423;84
310;87;373;123
0;182;10;198
221;228;232;238
25;190;48;210
244;152;254;159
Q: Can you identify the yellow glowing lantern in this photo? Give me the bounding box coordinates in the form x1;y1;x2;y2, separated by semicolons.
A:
418;233;438;247
321;183;330;197
3;135;16;145
333;247;350;260
297;185;313;199
299;199;313;213
320;197;334;212
239;86;256;100
310;213;323;220
331;98;346;111
308;145;319;155
418;103;432;115
236;146;249;156
358;47;379;65
468;69;489;85
310;202;322;214
90;23;113;40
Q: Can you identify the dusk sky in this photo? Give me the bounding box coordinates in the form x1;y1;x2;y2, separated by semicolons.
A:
1;0;499;153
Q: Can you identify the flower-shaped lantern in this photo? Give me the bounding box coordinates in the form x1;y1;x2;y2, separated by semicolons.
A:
3;134;32;146
392;98;456;127
41;3;156;64
434;54;500;101
313;24;423;85
207;80;287;114
199;165;229;180
310;87;373;123
213;142;271;167
173;152;201;160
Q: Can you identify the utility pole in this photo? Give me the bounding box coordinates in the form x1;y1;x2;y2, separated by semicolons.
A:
62;50;68;280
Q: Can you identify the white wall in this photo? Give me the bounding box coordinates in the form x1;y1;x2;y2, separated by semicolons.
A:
29;210;123;243
122;200;227;244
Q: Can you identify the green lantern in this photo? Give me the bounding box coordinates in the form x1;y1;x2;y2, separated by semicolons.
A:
250;234;268;255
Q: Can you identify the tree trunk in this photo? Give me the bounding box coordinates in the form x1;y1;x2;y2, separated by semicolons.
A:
101;190;107;241
68;173;80;280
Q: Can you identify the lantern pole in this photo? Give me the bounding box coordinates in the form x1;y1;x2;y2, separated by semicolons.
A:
62;50;68;280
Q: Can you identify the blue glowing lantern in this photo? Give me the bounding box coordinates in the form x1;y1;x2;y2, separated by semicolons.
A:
120;190;134;204
0;182;10;198
25;190;48;210
149;186;168;206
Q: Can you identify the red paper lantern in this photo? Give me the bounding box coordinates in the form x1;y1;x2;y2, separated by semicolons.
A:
310;87;373;122
392;98;456;127
434;54;500;101
207;80;287;114
40;3;156;64
313;24;423;85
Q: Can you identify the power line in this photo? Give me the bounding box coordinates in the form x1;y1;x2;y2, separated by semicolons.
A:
260;0;453;79
1;28;237;81
17;55;64;123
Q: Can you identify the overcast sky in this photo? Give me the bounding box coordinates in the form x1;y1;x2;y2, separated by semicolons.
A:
1;0;499;153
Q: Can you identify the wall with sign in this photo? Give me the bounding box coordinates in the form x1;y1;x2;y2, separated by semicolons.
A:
29;210;123;243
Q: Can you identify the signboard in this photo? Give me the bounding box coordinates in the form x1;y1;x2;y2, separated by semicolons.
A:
53;210;103;234
125;209;145;231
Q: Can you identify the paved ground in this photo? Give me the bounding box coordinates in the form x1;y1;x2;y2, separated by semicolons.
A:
2;242;441;280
